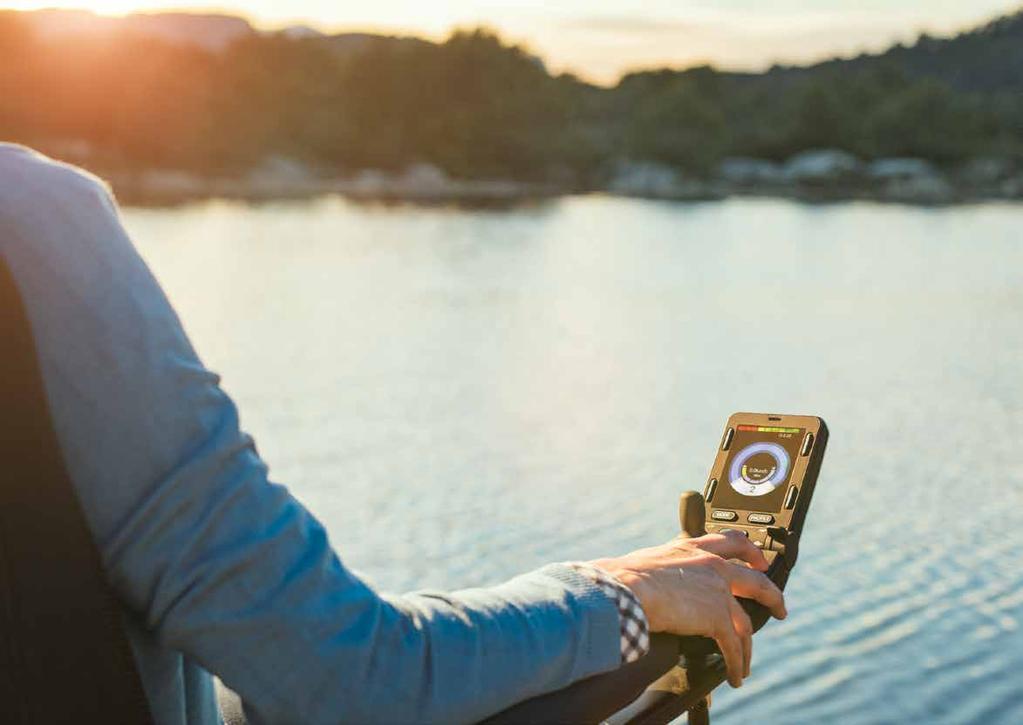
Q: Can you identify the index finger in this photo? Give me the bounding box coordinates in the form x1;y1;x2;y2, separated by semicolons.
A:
691;531;769;571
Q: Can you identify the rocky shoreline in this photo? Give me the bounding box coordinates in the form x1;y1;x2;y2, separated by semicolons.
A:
101;150;1023;207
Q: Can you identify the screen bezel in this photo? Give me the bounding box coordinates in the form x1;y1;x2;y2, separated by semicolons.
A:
705;412;824;536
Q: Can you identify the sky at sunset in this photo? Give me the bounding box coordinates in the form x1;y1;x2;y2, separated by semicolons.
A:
10;1;1023;82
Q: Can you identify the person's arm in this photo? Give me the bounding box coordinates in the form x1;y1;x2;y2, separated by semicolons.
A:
0;146;622;723
0;145;785;723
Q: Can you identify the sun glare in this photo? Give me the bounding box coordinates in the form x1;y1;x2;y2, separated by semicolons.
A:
6;1;223;15
11;1;113;12
9;2;471;38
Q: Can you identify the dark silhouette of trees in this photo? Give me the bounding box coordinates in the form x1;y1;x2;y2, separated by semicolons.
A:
2;8;1022;180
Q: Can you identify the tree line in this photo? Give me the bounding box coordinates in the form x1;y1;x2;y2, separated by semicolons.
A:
1;10;1021;182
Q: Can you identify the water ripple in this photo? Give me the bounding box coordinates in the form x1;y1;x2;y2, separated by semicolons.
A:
127;197;1023;724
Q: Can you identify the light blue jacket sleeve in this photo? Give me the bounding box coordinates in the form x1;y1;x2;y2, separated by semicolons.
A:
0;145;621;723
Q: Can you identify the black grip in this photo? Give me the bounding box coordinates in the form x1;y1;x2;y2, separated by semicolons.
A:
481;635;682;725
743;560;789;632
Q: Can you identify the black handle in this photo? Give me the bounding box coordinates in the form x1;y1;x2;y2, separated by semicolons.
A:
678;491;707;538
480;635;683;725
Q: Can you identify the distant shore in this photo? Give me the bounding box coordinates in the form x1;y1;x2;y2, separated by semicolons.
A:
101;150;1023;207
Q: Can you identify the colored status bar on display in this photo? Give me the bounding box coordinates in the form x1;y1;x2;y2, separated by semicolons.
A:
737;425;801;433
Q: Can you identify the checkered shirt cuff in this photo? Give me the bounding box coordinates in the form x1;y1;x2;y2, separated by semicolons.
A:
568;562;650;664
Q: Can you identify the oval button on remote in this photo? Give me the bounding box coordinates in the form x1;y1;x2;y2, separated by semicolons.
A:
784;486;799;510
800;432;814;456
711;509;737;521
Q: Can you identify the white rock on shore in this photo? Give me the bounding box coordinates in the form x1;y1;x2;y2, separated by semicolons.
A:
607;161;719;200
245;156;320;196
717;157;784;185
100;151;1022;206
342;164;544;200
782;149;861;182
131;169;208;198
867;158;936;180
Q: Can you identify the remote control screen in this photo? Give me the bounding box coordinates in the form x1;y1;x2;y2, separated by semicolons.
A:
713;425;804;512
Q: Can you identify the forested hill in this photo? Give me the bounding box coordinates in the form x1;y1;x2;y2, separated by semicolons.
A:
605;9;1023;171
2;6;1022;183
763;9;1023;94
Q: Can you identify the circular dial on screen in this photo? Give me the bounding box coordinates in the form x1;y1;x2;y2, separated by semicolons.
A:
728;442;791;497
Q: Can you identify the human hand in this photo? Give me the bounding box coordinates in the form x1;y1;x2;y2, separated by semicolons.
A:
589;531;787;688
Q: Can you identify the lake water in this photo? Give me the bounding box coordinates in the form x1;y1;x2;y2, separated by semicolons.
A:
124;195;1023;723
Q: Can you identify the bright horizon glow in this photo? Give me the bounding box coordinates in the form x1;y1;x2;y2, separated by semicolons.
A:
10;1;1023;83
